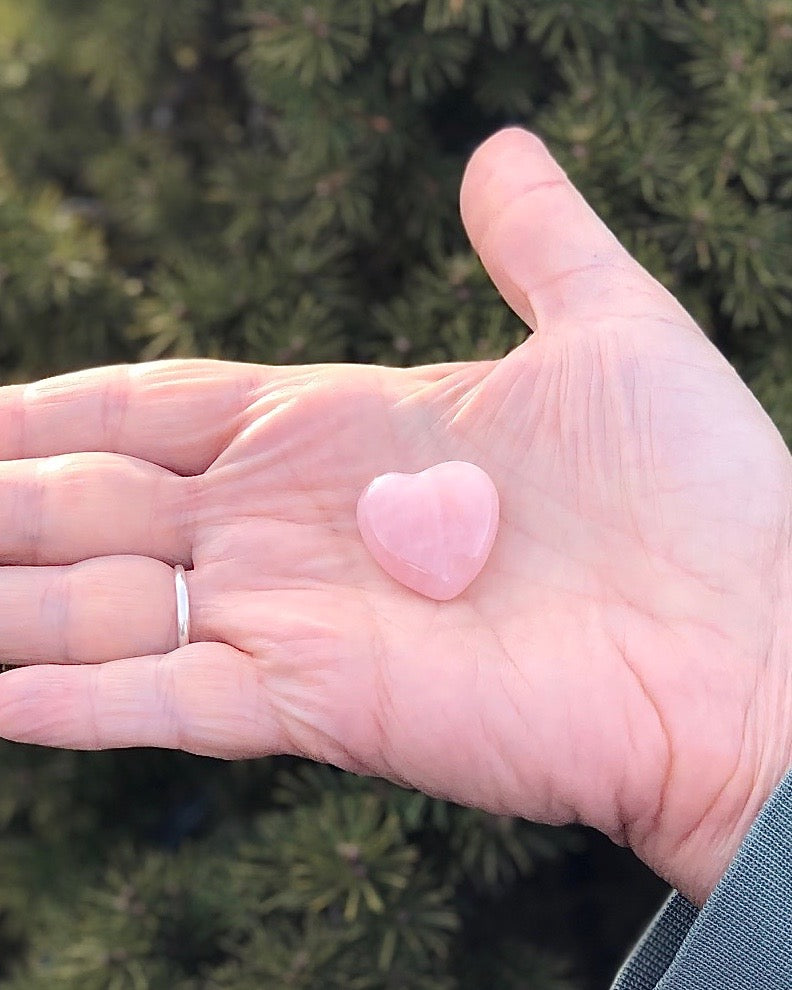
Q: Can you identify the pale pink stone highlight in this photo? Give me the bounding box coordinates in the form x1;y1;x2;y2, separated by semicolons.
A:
356;461;499;601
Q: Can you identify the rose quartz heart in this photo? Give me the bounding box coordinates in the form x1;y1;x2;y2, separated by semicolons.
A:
356;461;499;601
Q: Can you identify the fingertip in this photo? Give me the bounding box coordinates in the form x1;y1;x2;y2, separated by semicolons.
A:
0;664;76;748
460;127;558;247
459;125;657;333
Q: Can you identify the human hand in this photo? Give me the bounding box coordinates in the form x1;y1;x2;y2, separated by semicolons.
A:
0;128;790;907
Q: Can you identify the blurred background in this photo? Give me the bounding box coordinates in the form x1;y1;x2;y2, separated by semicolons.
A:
0;1;790;987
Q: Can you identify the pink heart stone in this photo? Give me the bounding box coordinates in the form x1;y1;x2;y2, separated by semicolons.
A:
356;461;499;601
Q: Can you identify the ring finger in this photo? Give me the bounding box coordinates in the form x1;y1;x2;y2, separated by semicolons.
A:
0;556;187;663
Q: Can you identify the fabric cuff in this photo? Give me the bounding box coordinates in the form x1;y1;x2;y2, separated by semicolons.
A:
611;768;792;989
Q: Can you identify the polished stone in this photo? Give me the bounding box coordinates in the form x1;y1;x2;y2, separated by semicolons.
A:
356;461;499;601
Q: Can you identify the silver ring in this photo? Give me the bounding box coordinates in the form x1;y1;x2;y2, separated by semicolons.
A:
174;564;191;649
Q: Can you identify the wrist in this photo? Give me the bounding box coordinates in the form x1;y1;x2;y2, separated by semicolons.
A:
671;763;792;909
657;579;792;908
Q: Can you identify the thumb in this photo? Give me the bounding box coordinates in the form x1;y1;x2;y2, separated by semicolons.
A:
460;127;696;337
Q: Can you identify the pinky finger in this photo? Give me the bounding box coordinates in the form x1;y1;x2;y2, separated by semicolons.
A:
0;643;285;759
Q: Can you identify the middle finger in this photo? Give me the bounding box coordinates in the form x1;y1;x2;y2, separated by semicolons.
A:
0;452;194;566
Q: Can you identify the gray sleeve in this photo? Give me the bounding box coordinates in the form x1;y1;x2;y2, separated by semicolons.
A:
611;768;792;990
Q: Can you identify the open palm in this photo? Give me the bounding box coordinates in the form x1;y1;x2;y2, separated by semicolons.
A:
1;129;790;904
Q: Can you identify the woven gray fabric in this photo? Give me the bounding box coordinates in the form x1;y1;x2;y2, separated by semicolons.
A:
611;768;792;989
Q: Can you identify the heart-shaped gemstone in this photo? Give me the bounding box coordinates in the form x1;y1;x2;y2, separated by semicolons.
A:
356;461;499;601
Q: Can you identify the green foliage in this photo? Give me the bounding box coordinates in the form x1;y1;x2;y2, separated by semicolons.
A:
0;0;790;987
0;163;134;377
0;0;788;431
0;759;573;988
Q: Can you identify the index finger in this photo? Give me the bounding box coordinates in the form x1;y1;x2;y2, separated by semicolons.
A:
0;359;265;475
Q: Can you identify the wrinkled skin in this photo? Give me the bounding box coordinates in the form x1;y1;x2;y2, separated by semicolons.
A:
0;129;790;906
